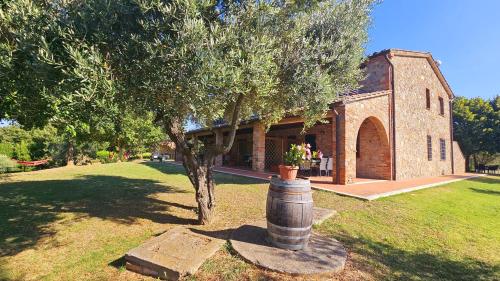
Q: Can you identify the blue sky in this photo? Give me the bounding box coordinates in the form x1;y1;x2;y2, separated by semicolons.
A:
366;0;499;99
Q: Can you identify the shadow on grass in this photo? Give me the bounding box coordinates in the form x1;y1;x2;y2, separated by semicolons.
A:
141;161;268;186
469;187;500;196
466;175;500;185
191;225;500;280
0;175;196;258
333;231;499;281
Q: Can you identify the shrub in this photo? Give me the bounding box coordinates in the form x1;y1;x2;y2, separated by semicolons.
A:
14;141;31;161
128;152;153;160
96;150;110;159
0;154;17;173
0;143;14;158
96;150;118;164
284;144;306;167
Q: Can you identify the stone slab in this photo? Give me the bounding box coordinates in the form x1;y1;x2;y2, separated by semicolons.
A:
230;221;347;275
313;207;337;225
125;227;225;280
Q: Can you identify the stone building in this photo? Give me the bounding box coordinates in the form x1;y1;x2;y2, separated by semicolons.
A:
176;49;466;184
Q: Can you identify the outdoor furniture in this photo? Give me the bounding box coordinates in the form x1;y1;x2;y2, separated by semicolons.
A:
487;165;498;174
326;157;333;176
476;164;486;173
319;158;328;176
310;158;320;176
299;161;312;177
17;160;48;171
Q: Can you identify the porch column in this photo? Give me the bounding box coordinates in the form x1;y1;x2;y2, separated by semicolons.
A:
214;130;223;167
333;107;347;185
252;122;265;172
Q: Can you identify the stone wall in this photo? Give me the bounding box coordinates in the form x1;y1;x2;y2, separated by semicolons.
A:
360;55;391;93
252;123;266;171
344;94;391;183
453;141;466;174
355;117;391;179
391;55;453;179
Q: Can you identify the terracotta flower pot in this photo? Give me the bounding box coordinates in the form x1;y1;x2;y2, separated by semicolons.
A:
279;165;299;180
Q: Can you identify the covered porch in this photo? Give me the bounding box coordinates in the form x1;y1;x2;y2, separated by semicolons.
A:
222;110;392;185
179;91;395;185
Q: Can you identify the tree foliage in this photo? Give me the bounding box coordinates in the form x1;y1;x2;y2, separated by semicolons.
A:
453;95;499;169
1;0;375;224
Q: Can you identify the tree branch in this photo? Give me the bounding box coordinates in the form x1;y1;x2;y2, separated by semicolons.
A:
212;93;244;156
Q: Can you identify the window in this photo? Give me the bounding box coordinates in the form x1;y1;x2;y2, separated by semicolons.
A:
440;139;446;161
438;96;444;115
426;89;431;109
427;135;432;161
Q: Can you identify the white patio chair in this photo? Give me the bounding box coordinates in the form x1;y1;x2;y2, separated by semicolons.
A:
326;157;333;176
319;158;328;176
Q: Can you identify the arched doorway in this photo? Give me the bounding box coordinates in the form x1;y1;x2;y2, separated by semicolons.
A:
355;117;391;180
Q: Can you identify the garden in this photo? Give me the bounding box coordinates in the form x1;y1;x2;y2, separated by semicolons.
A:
0;162;499;280
0;117;163;173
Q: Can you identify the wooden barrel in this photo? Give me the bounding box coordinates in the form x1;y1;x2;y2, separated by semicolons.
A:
266;176;313;250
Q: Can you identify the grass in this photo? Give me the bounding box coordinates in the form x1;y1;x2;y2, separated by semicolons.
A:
0;162;499;281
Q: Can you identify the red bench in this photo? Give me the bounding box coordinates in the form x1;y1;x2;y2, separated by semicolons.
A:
17;160;49;166
17;160;49;171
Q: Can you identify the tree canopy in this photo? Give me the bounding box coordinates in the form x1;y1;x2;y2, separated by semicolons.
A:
1;0;375;224
453;95;500;170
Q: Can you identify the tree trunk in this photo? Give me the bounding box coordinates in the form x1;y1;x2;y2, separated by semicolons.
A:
473;154;478;172
182;157;216;224
161;95;243;224
465;154;470;172
66;141;74;166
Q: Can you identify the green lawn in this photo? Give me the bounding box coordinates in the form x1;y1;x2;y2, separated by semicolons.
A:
0;162;498;281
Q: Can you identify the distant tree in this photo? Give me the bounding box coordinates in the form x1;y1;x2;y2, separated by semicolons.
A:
453;96;499;170
97;111;164;160
0;1;119;165
14;140;31;161
119;112;165;159
1;0;374;224
0;143;13;158
30;125;59;160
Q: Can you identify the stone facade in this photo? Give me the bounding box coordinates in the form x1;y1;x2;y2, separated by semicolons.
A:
179;49;465;184
360;55;391;93
391;53;453;179
343;93;391;183
453;141;466;173
252;123;266;172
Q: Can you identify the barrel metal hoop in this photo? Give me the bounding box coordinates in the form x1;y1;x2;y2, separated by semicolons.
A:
267;221;312;232
270;199;313;204
270;177;311;188
269;186;312;195
267;231;312;241
266;238;308;251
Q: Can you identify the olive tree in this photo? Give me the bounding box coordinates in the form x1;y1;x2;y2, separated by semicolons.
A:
1;0;374;224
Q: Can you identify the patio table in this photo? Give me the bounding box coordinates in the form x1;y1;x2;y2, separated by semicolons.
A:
310;159;321;176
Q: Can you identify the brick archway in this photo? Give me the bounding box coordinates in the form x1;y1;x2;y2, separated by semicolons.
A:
355;117;391;180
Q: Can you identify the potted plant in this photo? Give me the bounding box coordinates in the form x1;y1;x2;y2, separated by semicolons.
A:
279;144;305;180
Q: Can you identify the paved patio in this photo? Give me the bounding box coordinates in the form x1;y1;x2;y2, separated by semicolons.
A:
168;162;480;200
